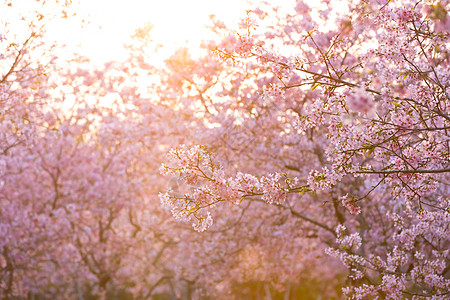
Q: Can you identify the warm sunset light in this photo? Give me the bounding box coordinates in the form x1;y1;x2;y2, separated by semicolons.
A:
2;0;449;299
48;0;270;62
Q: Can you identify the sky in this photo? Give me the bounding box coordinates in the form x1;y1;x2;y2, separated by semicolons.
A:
46;0;281;63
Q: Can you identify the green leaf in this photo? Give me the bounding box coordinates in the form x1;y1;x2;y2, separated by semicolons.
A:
311;83;320;91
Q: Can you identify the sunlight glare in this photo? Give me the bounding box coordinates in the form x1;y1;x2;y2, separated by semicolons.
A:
49;0;262;63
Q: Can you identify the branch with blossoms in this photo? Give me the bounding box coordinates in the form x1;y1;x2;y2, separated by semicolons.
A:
215;4;450;209
159;145;311;231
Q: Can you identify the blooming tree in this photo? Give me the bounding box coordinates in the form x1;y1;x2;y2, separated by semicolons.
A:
0;2;212;298
2;0;450;299
160;0;450;298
